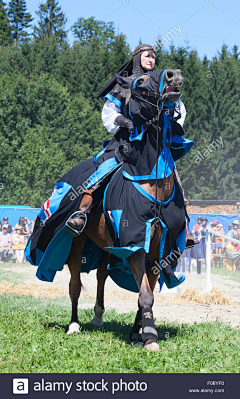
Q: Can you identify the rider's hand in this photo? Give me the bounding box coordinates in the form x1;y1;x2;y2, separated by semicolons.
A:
114;115;134;132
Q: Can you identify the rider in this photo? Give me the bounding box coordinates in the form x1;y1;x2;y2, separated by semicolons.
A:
67;44;198;248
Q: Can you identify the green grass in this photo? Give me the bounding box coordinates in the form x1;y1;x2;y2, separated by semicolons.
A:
0;261;28;285
0;294;239;373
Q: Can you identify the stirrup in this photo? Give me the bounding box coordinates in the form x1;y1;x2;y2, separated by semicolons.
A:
65;211;87;236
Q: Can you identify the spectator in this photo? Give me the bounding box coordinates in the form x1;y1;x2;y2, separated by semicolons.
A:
198;217;208;239
215;223;224;255
29;220;35;235
2;216;13;234
12;225;25;263
0;224;13;263
225;233;240;272
193;216;202;231
15;217;30;246
15;217;30;236
232;220;240;240
227;223;234;238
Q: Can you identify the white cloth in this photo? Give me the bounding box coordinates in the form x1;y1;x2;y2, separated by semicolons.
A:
102;98;186;133
174;99;186;127
101;100;122;134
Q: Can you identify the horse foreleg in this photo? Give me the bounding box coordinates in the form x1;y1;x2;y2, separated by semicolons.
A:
67;234;87;335
130;252;160;351
91;252;109;327
129;260;160;342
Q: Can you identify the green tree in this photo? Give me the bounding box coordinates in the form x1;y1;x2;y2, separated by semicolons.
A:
71;16;115;48
33;0;67;45
0;0;11;46
8;0;33;45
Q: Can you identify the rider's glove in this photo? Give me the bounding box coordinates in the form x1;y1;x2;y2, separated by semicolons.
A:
114;114;134;132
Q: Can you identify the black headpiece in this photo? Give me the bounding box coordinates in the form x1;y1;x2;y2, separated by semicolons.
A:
97;44;156;102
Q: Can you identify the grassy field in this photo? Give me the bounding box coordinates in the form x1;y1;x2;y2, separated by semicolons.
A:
0;293;239;373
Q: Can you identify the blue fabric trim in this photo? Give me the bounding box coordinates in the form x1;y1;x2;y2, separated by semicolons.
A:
129;103;133;120
129;124;145;141
170;135;195;161
144;217;156;253
105;245;146;259
36;268;57;283
93;139;111;164
163;111;172;145
157;218;186;290
122;143;174;181
85;157;119;190
103;165;123;240
35;248;44;265
107;260;132;275
158;219;168;263
104;93;122;110
111;209;123;237
35;225;73;282
24;239;34;265
132;179;175;206
38;182;72;223
159;69;167;93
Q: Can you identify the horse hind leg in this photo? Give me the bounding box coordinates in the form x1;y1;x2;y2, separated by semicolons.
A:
66;234;87;335
130;252;160;351
91;252;109;327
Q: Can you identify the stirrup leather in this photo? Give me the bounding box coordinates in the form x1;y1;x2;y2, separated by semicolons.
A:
65;211;87;236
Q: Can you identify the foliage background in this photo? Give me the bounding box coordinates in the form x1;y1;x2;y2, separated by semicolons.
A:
0;0;239;207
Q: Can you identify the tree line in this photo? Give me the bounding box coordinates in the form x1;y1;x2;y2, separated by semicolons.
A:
0;0;239;207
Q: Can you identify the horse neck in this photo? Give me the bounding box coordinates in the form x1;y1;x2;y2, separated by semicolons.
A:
139;173;174;202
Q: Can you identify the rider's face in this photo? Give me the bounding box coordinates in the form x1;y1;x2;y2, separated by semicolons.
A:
141;51;156;71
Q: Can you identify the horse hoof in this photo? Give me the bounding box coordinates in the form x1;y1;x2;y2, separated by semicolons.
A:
144;342;160;352
129;333;142;342
67;322;80;335
91;316;103;327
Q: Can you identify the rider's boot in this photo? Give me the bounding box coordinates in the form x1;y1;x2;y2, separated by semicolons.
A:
174;167;199;249
66;189;93;237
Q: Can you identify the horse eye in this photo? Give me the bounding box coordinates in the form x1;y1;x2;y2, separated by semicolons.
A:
136;75;149;87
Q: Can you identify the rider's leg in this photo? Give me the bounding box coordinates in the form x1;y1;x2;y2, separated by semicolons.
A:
174;166;199;248
67;189;94;233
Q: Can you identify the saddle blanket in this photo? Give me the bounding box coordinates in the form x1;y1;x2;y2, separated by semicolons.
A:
103;167;187;282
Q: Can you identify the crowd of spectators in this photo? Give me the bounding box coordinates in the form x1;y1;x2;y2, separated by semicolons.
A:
192;216;240;271
0;216;35;264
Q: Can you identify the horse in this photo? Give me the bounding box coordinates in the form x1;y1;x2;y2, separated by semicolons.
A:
65;68;191;352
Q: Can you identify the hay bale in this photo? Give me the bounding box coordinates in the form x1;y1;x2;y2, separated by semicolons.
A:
157;288;233;305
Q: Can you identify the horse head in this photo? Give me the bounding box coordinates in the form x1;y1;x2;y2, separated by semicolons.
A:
115;69;184;128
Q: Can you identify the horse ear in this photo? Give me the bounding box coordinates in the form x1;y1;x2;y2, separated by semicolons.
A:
115;73;133;89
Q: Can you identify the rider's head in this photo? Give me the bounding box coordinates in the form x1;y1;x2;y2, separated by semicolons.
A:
132;44;156;76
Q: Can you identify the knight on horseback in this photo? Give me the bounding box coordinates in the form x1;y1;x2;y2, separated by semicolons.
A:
25;47;198;348
67;43;198;249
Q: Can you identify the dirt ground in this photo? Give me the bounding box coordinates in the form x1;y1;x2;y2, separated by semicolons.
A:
1;263;240;328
